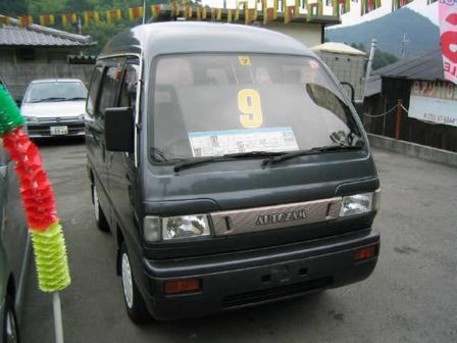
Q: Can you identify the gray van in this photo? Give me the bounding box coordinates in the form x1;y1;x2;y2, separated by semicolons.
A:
85;22;380;323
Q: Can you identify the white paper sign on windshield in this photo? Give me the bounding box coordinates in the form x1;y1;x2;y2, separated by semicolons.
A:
188;127;299;158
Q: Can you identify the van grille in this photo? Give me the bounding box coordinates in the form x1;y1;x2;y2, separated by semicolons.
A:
211;197;342;236
222;277;332;308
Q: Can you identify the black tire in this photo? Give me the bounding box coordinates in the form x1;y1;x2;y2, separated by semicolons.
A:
119;243;152;324
3;296;19;343
92;183;110;232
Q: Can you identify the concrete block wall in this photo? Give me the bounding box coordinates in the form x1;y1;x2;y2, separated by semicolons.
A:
368;133;457;169
0;63;94;99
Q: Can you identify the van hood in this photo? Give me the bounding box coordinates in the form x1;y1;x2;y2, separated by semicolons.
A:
142;150;379;215
21;101;86;117
141;150;379;259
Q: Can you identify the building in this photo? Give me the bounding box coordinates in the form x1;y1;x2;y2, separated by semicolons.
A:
0;16;95;97
311;42;366;103
363;49;457;152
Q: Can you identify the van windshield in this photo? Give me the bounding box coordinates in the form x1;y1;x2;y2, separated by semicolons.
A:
150;54;363;162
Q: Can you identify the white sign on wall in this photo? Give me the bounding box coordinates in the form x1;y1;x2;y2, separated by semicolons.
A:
408;81;457;127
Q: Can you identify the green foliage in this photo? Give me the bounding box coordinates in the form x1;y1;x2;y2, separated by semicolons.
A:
372;50;398;70
0;0;27;16
350;42;399;70
27;0;67;14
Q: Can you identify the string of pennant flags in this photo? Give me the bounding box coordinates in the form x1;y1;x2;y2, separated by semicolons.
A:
0;0;438;29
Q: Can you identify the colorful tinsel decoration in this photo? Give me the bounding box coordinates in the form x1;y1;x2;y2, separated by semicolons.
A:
0;84;70;292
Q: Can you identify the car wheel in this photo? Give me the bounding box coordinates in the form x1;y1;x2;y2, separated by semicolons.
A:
119;243;152;324
3;297;19;343
92;183;110;232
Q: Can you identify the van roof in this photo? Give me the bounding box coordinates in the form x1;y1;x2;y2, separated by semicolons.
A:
101;21;314;59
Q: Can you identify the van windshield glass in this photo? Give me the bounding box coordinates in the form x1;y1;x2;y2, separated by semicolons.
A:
150;54;363;162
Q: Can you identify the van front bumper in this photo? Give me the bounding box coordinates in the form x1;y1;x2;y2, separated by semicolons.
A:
141;228;380;321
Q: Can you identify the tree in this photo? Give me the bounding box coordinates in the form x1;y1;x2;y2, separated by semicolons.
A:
350;42;398;70
0;0;27;16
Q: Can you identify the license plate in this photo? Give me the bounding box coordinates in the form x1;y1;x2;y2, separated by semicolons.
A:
50;126;68;135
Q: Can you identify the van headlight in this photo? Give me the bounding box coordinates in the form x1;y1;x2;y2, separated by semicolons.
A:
339;190;380;217
143;215;211;242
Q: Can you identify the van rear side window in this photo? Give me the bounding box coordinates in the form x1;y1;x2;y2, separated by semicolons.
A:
150;54;363;161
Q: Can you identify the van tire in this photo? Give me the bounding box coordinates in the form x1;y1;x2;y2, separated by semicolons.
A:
92;183;110;232
119;243;152;324
3;296;19;343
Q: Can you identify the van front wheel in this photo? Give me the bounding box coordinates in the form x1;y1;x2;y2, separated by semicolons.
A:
92;183;110;232
120;243;152;324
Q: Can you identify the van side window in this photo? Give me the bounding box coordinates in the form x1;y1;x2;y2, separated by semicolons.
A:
119;64;139;110
98;65;122;117
86;66;103;117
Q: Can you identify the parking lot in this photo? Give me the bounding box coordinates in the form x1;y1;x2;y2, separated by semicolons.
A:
21;140;457;343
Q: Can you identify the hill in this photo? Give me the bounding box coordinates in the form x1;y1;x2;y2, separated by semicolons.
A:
326;8;440;57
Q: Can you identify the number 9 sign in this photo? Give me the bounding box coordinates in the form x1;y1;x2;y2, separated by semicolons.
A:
238;89;263;128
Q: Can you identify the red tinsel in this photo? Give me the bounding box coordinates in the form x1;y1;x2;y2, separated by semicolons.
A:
3;127;58;230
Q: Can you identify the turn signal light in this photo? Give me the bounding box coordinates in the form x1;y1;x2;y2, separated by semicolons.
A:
164;278;201;295
354;245;377;261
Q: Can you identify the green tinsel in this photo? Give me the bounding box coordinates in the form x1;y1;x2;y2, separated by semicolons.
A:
31;223;71;292
0;84;25;136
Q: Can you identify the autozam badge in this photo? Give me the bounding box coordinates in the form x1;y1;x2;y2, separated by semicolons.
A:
255;209;307;225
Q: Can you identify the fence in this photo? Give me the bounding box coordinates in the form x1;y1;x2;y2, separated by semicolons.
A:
362;78;457;153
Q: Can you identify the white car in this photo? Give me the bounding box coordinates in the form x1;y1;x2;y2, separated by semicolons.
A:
21;79;88;138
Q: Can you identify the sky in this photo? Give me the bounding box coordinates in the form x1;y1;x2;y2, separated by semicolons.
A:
201;0;439;27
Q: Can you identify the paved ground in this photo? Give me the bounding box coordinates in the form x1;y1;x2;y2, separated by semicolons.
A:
21;140;457;343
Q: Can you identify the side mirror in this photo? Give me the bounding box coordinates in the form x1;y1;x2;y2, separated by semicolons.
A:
105;107;134;153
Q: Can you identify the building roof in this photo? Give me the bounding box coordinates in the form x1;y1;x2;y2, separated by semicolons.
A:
364;75;382;97
374;49;445;81
0;15;94;47
311;42;366;56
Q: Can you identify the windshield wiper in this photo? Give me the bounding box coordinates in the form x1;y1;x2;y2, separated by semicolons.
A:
29;97;67;103
174;151;284;172
66;97;86;101
261;144;363;167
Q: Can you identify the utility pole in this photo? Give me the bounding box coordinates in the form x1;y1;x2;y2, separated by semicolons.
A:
77;16;82;35
363;38;377;100
400;33;410;59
